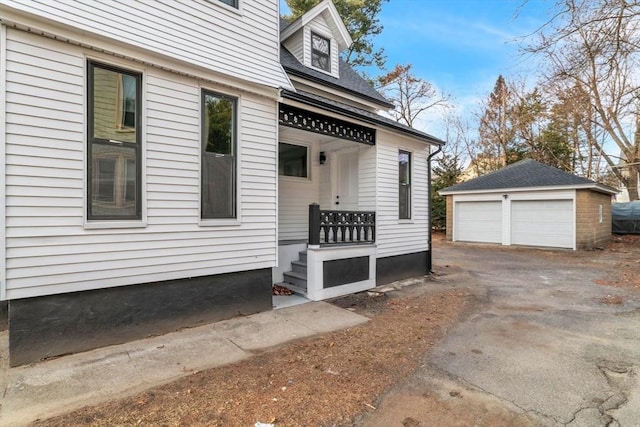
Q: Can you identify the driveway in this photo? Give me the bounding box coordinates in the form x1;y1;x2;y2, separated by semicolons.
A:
364;241;640;426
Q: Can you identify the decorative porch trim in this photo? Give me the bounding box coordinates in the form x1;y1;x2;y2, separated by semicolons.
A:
279;104;375;145
309;204;375;246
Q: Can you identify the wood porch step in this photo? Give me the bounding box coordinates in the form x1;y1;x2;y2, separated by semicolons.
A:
291;260;307;274
283;270;307;289
278;280;307;296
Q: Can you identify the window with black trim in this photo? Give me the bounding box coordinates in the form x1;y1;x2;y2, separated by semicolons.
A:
218;0;238;8
399;150;411;219
202;90;237;219
87;61;141;220
311;32;331;72
279;143;308;178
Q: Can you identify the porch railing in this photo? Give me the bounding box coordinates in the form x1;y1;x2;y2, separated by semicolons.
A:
309;203;375;246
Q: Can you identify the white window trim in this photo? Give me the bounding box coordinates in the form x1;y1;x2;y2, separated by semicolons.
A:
198;86;242;227
599;204;604;223
83;55;148;229
278;141;312;182
398;148;413;221
211;0;243;15
306;27;335;77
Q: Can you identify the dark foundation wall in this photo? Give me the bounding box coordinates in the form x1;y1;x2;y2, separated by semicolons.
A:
376;251;429;285
0;301;7;331
9;268;272;367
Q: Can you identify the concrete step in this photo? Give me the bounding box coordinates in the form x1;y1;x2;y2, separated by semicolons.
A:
283;270;307;289
299;251;307;264
291;260;307;275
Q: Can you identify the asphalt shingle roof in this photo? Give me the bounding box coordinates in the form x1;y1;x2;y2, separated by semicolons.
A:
440;159;616;193
280;46;392;107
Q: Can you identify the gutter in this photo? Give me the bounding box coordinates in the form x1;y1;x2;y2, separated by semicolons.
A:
427;145;443;273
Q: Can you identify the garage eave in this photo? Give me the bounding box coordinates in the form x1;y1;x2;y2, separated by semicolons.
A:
439;183;619;197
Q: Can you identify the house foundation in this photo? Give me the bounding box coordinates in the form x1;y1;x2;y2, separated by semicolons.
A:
8;269;272;367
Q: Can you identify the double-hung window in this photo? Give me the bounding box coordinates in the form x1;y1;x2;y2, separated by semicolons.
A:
201;90;237;219
399;150;411;219
87;61;141;220
311;32;331;72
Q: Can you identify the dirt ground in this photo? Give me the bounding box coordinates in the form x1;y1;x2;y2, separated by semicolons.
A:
34;233;640;426
593;234;640;292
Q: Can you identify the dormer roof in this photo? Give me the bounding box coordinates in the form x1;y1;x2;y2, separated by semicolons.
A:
280;45;392;108
280;0;352;51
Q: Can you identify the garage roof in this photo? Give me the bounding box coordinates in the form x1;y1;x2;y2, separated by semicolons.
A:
439;159;618;195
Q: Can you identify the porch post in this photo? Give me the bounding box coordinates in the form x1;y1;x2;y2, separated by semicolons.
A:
309;203;321;246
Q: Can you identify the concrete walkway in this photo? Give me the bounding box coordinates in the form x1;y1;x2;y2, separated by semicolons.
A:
0;301;368;426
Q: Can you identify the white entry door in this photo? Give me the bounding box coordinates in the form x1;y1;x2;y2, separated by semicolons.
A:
335;151;359;210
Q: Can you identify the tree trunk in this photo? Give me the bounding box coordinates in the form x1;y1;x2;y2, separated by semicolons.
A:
626;164;640;201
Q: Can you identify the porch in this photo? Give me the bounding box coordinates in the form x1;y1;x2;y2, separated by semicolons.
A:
274;103;379;301
275;204;377;301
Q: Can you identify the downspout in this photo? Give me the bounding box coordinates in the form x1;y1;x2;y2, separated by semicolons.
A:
427;144;443;273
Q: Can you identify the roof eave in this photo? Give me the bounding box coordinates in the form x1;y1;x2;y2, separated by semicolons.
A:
439;183;619;196
281;89;445;146
283;65;394;109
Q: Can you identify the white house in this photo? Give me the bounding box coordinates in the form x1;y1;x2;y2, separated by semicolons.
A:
0;0;444;366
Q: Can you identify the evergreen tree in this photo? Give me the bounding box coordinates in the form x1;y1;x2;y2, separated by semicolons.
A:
431;154;463;230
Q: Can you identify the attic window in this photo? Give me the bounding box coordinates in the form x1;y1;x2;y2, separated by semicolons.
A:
311;32;331;72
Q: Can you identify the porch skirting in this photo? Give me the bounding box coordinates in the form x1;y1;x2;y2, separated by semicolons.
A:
376;251;429;285
8;268;272;367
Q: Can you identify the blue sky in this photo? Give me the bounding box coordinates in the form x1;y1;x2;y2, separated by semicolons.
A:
280;0;552;134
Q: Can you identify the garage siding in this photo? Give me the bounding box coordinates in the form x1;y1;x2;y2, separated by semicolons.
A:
575;190;612;249
447;190;585;249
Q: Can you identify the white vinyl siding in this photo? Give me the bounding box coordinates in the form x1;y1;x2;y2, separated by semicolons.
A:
376;133;430;258
511;200;573;248
282;30;304;62
278;143;320;242
358;145;376;211
454;201;502;244
1;0;290;90
4;29;278;299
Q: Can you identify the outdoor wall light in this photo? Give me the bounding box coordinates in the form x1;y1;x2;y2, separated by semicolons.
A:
319;151;327;165
503;194;508;199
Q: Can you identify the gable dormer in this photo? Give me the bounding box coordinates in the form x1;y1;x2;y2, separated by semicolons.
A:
281;0;352;79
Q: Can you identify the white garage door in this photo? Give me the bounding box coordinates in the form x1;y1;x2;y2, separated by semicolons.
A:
511;200;573;248
455;201;502;243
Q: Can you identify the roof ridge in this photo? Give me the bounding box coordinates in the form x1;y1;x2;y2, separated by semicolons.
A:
439;157;617;195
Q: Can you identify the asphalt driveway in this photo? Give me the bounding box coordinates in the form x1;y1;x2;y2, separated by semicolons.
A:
364;241;640;427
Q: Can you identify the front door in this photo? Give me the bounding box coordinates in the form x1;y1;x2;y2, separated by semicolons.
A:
335;150;358;210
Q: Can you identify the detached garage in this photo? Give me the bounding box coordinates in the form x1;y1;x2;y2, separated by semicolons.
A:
439;159;618;250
